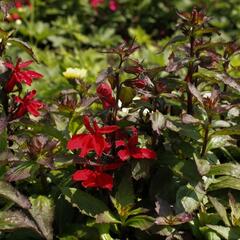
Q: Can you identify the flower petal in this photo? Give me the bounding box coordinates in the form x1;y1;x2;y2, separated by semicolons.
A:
117;149;130;161
83;116;94;133
96;172;113;190
131;148;156;159
98;125;119;134
24;70;43;79
67;134;88;150
93;135;106;156
72;169;94;181
18;60;33;68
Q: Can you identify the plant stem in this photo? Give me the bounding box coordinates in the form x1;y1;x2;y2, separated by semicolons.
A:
186;35;195;115
200;116;212;157
113;57;123;123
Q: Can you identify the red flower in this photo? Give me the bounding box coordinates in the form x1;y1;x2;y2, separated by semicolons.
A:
15;0;31;8
109;0;118;11
133;78;148;89
72;169;113;190
8;13;21;21
11;90;43;120
67;116;119;157
96;83;115;109
89;0;104;9
4;59;43;92
116;134;156;161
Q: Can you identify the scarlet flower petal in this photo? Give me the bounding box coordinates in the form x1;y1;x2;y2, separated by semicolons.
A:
5;76;17;92
118;149;130;161
4;62;14;70
115;140;125;147
97;83;115;109
18;60;33;68
96;172;113;190
131;148;156;159
83;116;94;133
4;59;43;92
98;125;119;134
72;169;93;181
16;72;32;85
128;135;138;147
95;162;123;171
24;70;43;79
109;0;118;11
79;135;94;158
92;135;106;156
11;90;43;120
72;169;113;190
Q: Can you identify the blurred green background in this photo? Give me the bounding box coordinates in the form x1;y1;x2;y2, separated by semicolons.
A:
2;0;240;100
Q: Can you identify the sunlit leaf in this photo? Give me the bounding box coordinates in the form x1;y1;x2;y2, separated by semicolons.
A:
62;188;108;217
29;196;54;240
0;181;31;209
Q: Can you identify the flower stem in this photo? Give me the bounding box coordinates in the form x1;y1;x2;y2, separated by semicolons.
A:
200;116;212;157
186;35;195;115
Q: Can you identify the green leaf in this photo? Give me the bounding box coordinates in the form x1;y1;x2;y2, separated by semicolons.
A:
208;163;240;178
95;211;120;224
228;193;240;227
176;183;205;213
0;116;7;135
8;38;38;62
194;28;220;37
194;154;210;176
215;73;240;92
98;224;114;240
207;225;240;240
119;86;135;106
131;160;150;180
115;174;134;208
0;210;41;235
0;128;7;152
206;136;233;152
29;196;54;240
211;120;231;128
211;127;240;137
62;188;108;217
0;181;31;209
150;110;166;134
125;215;154;230
209;196;230;227
188;82;203;105
96;67;114;84
159;35;186;52
200;227;222;240
208;176;240;191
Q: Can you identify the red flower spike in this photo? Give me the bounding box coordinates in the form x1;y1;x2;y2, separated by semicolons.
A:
97;83;115;109
11;90;43;120
116;134;156;161
67;116;119;157
4;59;43;93
72;169;113;190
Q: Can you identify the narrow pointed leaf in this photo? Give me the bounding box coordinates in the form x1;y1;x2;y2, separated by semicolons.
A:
0;210;41;236
0;181;31;209
62;188;108;217
209;196;230;226
29;196;54;240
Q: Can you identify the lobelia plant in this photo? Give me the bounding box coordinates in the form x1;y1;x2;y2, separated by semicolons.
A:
1;3;240;240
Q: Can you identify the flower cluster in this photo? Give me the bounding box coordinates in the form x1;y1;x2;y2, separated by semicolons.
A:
89;0;118;12
68;116;156;190
8;0;31;21
3;59;43;120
